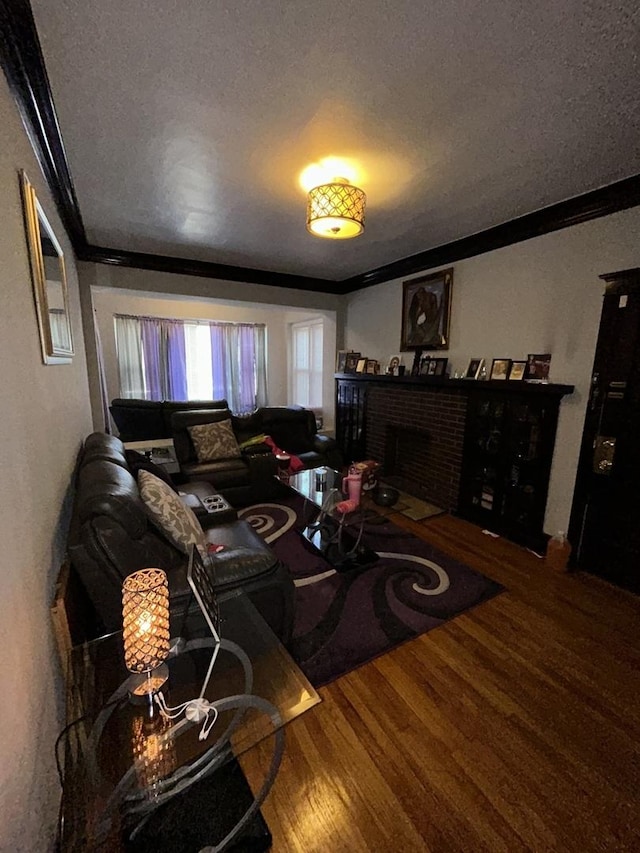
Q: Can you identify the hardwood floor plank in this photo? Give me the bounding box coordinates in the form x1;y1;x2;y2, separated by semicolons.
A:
242;513;640;851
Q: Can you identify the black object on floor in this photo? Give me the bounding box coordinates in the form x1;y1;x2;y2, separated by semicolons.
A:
301;516;379;572
372;485;400;507
126;757;272;853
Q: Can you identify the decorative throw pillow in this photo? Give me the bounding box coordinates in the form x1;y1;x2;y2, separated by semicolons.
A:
188;420;241;463
138;470;207;556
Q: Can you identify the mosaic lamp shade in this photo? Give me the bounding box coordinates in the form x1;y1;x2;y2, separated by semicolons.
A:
122;568;170;676
306;178;366;239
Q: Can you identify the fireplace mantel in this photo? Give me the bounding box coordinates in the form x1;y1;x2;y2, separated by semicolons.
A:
335;373;574;549
335;372;574;396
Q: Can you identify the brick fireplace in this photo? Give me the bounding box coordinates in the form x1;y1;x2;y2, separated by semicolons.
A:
365;386;467;511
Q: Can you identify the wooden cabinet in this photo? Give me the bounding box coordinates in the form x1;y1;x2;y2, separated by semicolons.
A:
335;377;368;464
458;388;566;551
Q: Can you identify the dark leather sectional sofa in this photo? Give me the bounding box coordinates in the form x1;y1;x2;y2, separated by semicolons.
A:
67;432;295;643
109;398;230;442
110;398;342;505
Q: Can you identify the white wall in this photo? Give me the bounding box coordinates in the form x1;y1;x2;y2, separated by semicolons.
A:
345;207;640;535
90;286;338;429
0;76;92;850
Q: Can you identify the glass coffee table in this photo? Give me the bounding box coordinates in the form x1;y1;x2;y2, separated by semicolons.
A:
59;591;320;852
287;467;379;571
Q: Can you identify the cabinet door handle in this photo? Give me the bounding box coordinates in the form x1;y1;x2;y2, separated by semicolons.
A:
593;436;616;475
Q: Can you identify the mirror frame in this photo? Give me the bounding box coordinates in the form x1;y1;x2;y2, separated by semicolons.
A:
20;170;74;364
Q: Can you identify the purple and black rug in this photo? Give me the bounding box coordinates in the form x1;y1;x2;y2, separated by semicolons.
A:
238;494;503;687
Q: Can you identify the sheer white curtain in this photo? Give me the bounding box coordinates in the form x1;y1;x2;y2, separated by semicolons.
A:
254;325;268;408
114;316;145;398
49;310;72;352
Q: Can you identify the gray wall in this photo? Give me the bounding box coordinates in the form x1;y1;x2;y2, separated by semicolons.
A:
78;262;345;430
344;206;640;535
0;76;93;849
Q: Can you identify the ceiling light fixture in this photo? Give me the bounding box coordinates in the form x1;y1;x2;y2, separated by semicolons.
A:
306;177;366;239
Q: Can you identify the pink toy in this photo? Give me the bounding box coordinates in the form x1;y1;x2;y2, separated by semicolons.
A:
336;498;359;514
342;470;362;507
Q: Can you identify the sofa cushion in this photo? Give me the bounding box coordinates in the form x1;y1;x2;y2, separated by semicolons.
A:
138;470;207;556
181;457;252;487
188;419;241;463
260;407;315;453
109;399;167;442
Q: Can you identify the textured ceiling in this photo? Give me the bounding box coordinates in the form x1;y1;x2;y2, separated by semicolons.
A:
31;0;640;280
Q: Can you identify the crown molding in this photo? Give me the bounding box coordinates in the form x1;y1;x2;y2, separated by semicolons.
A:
78;244;343;294
0;0;86;248
3;0;640;296
341;174;640;292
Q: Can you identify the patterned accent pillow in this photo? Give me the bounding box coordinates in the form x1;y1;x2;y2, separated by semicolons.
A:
188;420;241;463
138;470;207;556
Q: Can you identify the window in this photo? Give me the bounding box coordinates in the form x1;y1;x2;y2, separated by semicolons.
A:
184;322;213;400
114;314;267;413
290;319;323;410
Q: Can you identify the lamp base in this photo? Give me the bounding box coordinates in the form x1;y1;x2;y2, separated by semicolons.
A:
128;663;169;705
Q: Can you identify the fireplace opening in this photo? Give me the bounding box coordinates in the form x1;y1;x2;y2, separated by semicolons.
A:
384;425;434;502
366;387;466;512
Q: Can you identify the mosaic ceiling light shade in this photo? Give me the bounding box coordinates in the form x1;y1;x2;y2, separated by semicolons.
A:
306;177;366;239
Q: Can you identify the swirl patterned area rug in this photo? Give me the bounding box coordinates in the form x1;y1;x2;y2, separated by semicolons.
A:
238;495;503;688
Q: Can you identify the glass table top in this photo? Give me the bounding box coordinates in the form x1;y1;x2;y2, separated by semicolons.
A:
287;466;343;509
61;591;320;851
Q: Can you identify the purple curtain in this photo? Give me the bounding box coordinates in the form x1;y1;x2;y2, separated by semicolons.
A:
140;318;163;400
237;325;256;413
165;321;188;401
210;325;228;402
118;315;265;411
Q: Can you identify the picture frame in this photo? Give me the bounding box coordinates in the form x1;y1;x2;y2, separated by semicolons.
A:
336;350;351;373
419;353;431;375
432;357;448;377
344;352;361;374
20;170;74;364
509;361;526;381
355;358;367;373
465;358;485;379
386;355;403;375
401;268;453;351
490;358;511;381
365;359;379;374
525;353;552;382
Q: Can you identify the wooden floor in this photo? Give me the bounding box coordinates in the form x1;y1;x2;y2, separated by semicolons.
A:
242;512;640;852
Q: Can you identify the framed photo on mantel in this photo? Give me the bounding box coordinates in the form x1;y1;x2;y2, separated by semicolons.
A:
525;353;552;382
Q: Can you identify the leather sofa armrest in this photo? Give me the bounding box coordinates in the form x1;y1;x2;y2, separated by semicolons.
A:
180;492;205;513
208;546;277;589
245;449;278;480
313;433;337;452
178;482;238;526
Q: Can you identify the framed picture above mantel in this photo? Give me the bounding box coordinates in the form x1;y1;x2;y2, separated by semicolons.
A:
401;268;453;351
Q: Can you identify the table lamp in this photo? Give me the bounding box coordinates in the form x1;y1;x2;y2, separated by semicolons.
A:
122;568;170;702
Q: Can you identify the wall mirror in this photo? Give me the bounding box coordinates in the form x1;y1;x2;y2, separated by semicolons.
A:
20;171;73;364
